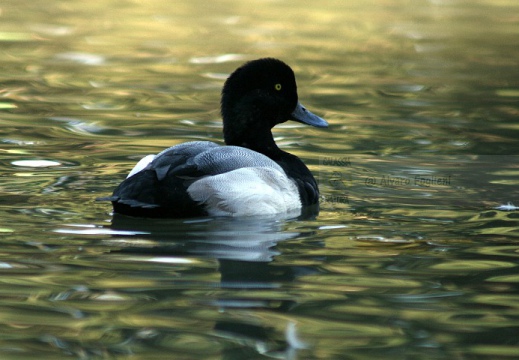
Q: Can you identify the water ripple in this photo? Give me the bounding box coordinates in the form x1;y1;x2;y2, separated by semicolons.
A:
189;53;248;64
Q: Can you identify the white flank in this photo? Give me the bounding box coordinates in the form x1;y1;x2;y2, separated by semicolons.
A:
187;167;301;217
127;154;155;178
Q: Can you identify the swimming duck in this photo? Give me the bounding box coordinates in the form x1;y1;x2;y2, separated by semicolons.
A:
105;58;328;218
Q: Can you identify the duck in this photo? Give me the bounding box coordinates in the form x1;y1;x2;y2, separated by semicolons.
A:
103;58;328;218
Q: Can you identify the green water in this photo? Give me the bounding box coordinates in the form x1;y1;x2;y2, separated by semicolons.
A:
1;0;519;358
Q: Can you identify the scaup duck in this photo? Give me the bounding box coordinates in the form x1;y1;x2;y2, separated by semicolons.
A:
104;58;328;218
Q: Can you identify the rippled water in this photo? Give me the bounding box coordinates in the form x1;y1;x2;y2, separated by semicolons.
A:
1;0;519;358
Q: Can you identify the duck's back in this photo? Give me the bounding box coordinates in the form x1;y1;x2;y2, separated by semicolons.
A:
108;141;302;218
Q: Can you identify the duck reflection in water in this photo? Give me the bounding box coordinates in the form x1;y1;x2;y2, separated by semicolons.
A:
108;212;317;356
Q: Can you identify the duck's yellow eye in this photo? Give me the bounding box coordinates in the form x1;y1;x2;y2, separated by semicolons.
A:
274;83;282;91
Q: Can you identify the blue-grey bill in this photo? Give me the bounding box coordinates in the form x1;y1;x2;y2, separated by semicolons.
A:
291;102;328;128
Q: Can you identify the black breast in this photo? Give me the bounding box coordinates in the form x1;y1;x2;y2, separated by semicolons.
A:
274;151;320;206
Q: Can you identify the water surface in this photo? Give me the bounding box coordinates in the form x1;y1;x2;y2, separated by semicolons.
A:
1;0;519;358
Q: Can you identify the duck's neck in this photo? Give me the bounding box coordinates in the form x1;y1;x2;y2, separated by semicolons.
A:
223;112;284;158
225;129;283;158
